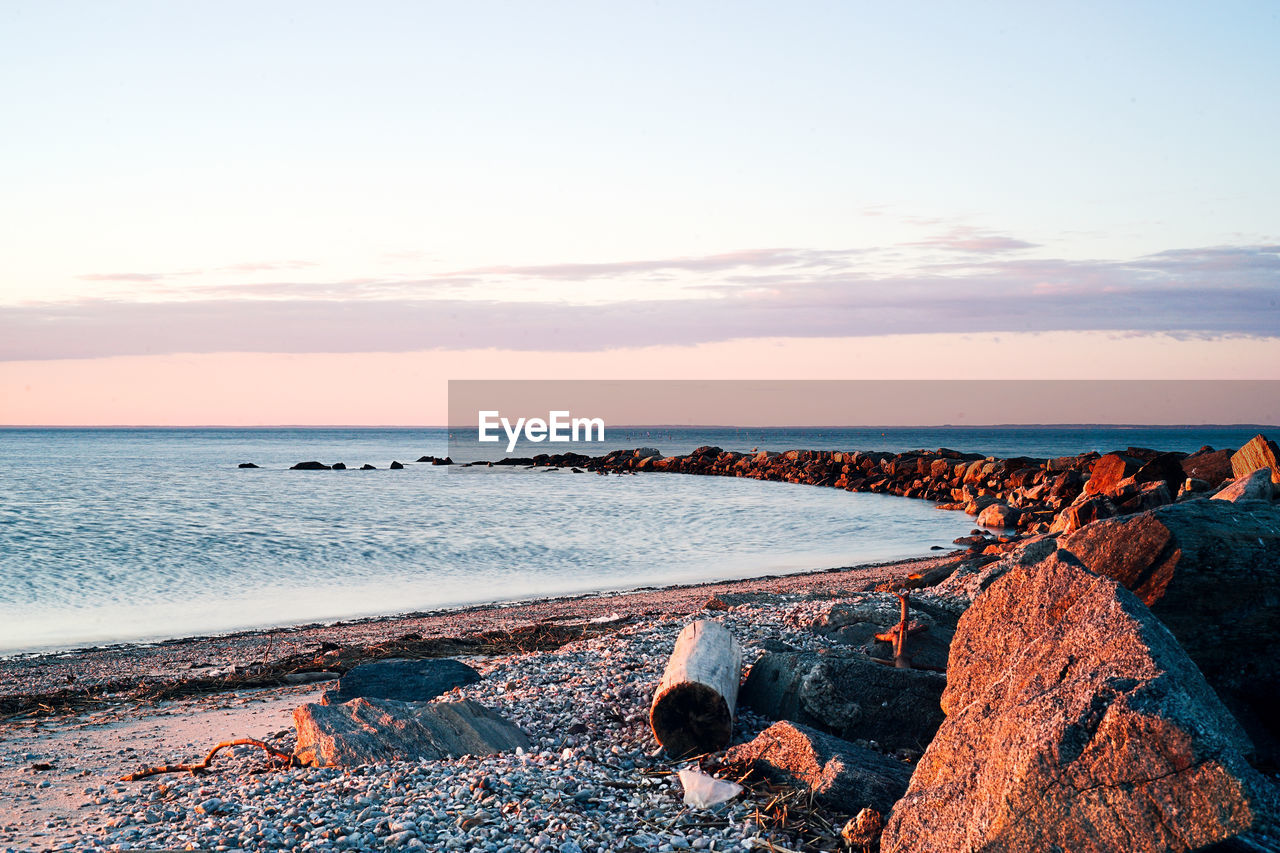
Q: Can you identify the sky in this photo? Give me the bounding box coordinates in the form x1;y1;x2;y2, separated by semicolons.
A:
1;1;1278;424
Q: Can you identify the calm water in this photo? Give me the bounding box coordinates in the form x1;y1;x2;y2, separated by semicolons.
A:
0;426;1268;655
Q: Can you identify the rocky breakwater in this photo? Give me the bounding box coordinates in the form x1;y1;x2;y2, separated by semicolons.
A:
504;433;1279;545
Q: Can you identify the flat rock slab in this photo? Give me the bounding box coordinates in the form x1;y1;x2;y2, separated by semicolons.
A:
320;657;481;705
724;720;911;815
881;553;1277;853
294;697;529;767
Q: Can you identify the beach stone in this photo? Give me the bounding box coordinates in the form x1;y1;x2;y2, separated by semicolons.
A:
360;463;376;469
331;462;347;470
881;552;1278;853
723;720;911;815
290;460;330;470
1212;467;1275;502
293;697;529;767
237;462;259;468
975;502;1019;528
1231;433;1280;484
320;658;481;705
740;651;945;752
389;460;405;469
1057;500;1280;765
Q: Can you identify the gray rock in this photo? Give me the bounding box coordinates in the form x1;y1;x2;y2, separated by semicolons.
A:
294;697;529;767
740;651;945;752
320;657;481;705
724;720;911;814
1212;467;1275;502
881;553;1278;853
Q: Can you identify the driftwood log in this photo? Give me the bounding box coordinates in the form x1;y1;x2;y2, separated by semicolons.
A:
650;620;743;758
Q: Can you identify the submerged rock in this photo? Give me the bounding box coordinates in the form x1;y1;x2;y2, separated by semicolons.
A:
290;460;330;470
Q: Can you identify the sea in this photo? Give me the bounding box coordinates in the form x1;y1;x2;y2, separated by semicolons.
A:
0;425;1270;656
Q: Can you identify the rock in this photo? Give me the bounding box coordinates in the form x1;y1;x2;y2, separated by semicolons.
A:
415;455;434;463
389;460;405;469
932;535;1058;603
975;502;1019;528
294;697;529;767
841;808;885;849
1232;434;1280;484
290;460;330;470
740;651;945;752
1057;500;1280;765
1132;451;1188;493
724;721;911;814
360;463;376;470
1212;467;1275;502
1182;447;1236;486
331;462;347;470
237;462;259;468
881;553;1277;853
431;456;453;465
1083;452;1143;496
320;658;481;705
810;594;956;670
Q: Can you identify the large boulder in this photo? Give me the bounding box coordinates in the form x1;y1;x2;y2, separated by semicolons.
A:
723;721;911;815
1212;467;1275;502
293;698;528;767
1057;500;1280;765
809;594;957;670
1232;434;1280;484
1083;452;1143;496
320;658;481;705
881;554;1278;853
1182;446;1235;487
740;651;945;752
976;502;1020;528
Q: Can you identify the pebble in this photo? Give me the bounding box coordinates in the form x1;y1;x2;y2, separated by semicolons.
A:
1;599;857;852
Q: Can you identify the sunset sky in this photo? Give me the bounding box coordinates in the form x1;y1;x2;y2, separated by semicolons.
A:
2;2;1278;424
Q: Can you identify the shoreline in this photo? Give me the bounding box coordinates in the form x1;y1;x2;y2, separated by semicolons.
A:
0;552;964;712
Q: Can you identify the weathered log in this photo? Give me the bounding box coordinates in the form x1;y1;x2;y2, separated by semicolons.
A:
650;620;742;758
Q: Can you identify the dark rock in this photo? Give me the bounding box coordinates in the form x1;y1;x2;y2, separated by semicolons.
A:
389;461;404;469
331;462;346;470
1057;500;1280;766
290;461;330;470
237;462;259;468
431;457;453;466
740;651;945;752
293;698;528;767
360;464;375;470
320;658;481;705
723;720;912;815
881;553;1277;853
415;456;434;463
1183;447;1236;487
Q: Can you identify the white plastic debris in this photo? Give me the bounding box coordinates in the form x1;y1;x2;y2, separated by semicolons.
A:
677;768;743;808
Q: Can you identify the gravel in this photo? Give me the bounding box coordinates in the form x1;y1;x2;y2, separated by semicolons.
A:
2;594;877;853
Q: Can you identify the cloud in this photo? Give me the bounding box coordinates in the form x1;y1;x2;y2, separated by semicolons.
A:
77;272;171;282
454;248;868;280
904;226;1040;254
5;243;1277;361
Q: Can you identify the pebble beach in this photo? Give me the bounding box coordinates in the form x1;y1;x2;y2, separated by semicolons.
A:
0;555;951;852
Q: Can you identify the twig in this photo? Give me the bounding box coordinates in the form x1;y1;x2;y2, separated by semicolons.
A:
121;738;299;781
